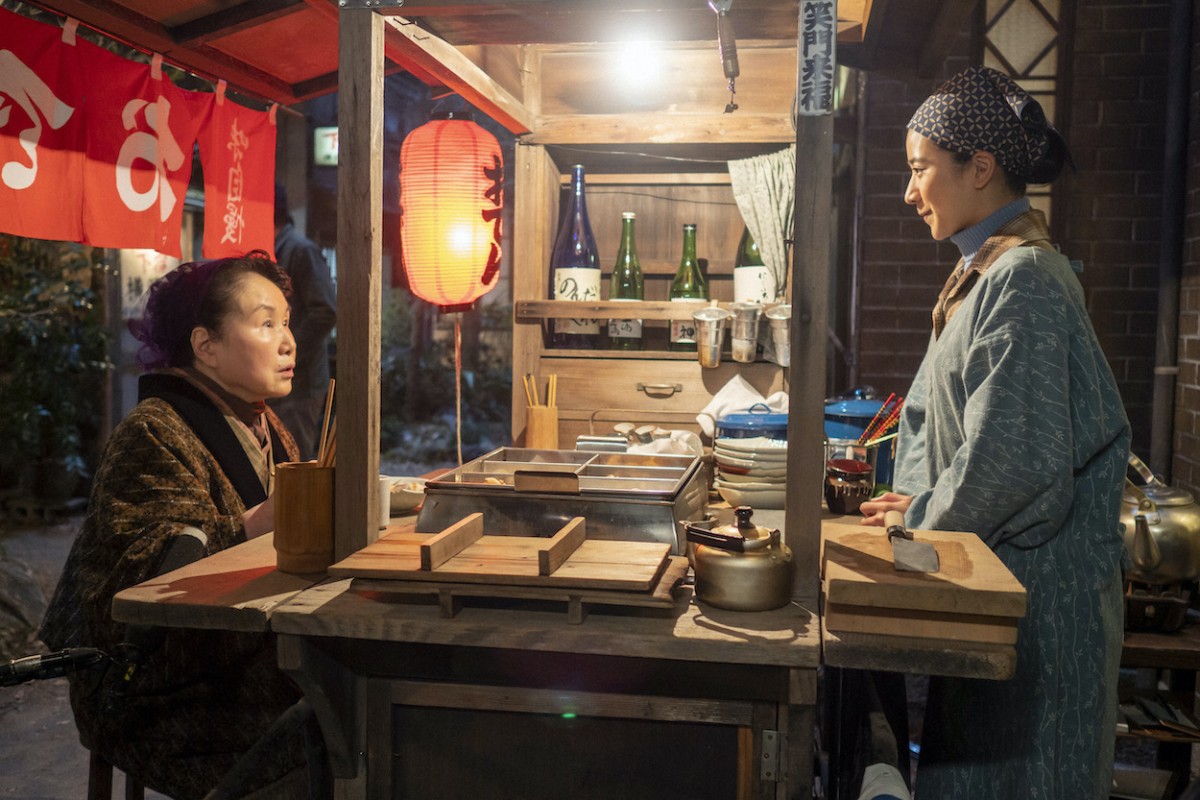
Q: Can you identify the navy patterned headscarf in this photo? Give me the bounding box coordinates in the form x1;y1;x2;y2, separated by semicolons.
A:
907;66;1072;184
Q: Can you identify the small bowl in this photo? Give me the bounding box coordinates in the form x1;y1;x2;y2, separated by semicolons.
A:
716;483;786;509
389;477;427;513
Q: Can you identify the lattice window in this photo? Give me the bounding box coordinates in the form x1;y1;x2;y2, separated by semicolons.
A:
981;0;1064;224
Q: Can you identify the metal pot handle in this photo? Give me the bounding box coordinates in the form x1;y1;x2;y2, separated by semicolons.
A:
686;525;750;552
1128;453;1158;488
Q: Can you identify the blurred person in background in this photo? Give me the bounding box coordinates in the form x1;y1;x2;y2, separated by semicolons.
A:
269;182;336;460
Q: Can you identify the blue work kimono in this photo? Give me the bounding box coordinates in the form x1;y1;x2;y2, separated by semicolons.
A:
894;213;1130;799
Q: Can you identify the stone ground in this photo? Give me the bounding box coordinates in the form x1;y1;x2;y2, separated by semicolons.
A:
0;457;437;800
0;512;169;800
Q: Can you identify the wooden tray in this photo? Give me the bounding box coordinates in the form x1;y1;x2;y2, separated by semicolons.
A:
821;521;1027;644
353;556;690;624
330;514;671;592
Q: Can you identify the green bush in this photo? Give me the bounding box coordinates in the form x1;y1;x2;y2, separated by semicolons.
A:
379;289;511;464
0;236;111;497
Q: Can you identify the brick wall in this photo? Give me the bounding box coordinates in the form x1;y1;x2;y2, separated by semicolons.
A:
854;52;969;397
1065;0;1171;461
1172;1;1200;492
853;1;1173;464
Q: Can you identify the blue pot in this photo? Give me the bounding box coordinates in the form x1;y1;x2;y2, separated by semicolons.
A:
824;398;896;488
716;404;788;440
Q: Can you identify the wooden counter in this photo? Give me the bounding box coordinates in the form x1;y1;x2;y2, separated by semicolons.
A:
818;515;1021;680
113;522;820;798
111;533;318;633
109;512;1032;797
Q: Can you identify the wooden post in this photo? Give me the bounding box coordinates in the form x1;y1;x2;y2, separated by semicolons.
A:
786;0;837;607
335;8;384;559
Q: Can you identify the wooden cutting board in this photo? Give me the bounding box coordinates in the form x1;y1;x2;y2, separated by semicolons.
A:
821;520;1027;644
330;515;671;592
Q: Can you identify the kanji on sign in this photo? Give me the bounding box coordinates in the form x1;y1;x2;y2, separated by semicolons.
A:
798;0;836;116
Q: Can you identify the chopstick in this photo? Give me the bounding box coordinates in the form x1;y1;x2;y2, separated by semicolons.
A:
863;399;904;445
316;378;335;463
521;373;535;407
317;417;337;467
857;392;894;445
548;374;557;408
524;373;540;407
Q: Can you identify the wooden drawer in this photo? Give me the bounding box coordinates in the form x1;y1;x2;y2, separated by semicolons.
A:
541;356;785;440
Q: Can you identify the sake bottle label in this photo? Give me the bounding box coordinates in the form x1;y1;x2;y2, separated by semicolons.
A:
733;266;777;304
554;267;600;335
606;297;642;339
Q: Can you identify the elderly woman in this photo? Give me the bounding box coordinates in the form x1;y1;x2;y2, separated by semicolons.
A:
40;252;313;799
860;67;1130;798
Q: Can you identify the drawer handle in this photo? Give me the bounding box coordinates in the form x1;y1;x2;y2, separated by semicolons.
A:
638;382;682;397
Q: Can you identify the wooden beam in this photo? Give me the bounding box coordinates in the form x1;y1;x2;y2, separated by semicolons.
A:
29;0;304;104
919;0;981;77
335;7;384;559
299;0;448;91
787;1;834;608
380;16;533;134
170;0;305;46
528;114;795;145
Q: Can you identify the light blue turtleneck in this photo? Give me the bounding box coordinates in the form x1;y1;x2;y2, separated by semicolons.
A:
949;197;1030;268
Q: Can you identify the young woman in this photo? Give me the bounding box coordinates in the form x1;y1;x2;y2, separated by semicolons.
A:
40;252;315;799
860;67;1130;798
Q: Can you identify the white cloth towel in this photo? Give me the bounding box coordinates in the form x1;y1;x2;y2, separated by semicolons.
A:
696;375;789;438
627;430;704;458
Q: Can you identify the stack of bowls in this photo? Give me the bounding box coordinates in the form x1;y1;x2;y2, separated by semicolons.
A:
713;436;788;508
711;407;788;509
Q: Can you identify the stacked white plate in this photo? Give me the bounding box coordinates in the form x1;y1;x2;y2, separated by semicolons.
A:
712;436;788;509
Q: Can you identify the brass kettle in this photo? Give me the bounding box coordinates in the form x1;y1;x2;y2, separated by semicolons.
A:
684;506;794;611
1121;453;1200;585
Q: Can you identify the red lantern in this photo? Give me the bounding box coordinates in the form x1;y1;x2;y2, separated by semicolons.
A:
399;112;503;312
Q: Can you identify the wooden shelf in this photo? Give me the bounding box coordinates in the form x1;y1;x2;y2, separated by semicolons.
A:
516;299;786;322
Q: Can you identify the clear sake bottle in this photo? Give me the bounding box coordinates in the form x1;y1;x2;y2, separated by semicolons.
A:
549;164;601;349
669;223;707;351
607;212;644;350
733;224;774;303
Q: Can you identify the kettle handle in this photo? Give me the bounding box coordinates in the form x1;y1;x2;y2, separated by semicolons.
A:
1127;453;1158;488
686;526;747;552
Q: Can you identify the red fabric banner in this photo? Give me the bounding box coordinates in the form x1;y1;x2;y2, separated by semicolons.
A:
0;7;85;242
0;9;274;256
80;46;212;257
198;93;276;259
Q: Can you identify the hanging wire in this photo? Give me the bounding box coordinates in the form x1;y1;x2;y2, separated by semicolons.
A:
454;313;464;468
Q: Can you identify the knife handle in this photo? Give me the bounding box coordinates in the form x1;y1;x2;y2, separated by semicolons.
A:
884;510;911;541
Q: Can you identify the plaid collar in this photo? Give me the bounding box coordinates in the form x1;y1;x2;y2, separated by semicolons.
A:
931;208;1055;338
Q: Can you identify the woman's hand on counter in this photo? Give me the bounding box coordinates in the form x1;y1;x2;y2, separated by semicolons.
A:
858;492;913;526
242;495;275;539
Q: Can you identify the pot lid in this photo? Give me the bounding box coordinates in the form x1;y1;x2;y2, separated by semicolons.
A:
717;404;788;432
824;398;884;419
1129;481;1196;507
710;505;772;543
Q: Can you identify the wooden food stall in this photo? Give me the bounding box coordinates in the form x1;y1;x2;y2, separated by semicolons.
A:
40;0;1006;796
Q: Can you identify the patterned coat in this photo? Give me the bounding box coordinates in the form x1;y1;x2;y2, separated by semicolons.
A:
894;212;1130;799
39;391;306;800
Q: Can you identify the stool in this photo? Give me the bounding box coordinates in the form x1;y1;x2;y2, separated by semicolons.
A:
87;751;144;800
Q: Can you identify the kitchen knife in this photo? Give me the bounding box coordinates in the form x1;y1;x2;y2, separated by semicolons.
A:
884;510;940;573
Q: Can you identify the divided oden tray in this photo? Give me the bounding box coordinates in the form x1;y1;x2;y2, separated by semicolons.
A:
821;521;1028;645
330;513;672;591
